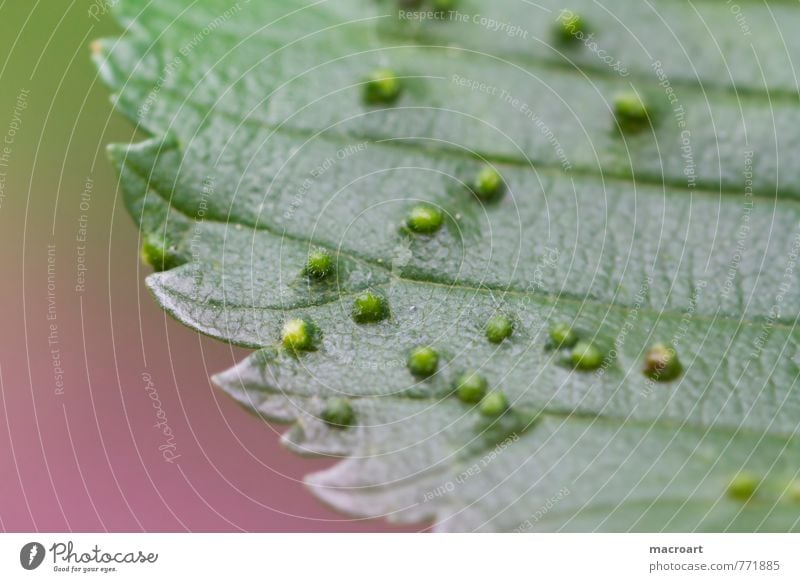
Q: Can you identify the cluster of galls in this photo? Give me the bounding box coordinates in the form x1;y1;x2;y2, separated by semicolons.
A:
363;69;507;233
547;321;605;371
403;163;504;236
272;8;661;430
548;321;683;379
406;346;509;417
285;246;685;429
362;7;651;138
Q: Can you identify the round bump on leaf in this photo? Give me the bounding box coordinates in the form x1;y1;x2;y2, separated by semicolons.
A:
281;318;315;351
643;343;682;381
472;166;504;201
433;0;456;11
485;315;514;343
407;204;444;234
570;341;603;370
479;391;509;417
407;346;439;378
352;291;389;323
554;9;588;43
456;373;488;403
363;68;402;104
549;322;579;349
305;249;334;280
141;232;184;271
613;91;649;129
321;398;356;429
727;473;759;501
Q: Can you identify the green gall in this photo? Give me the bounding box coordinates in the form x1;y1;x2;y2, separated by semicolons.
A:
407;346;439;378
140;232;184;272
549;322;579;349
472;166;504;201
554;10;587;43
727;473;759;501
363;68;402;104
643;343;682;381
321;398;356;429
433;0;456;11
479;391;509;417
281;318;314;351
456;373;488;404
485;314;513;343
305;249;334;280
613;91;649;129
352;291;389;323
406;205;444;234
570;341;603;370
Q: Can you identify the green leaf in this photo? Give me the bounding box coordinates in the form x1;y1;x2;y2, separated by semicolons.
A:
99;0;800;531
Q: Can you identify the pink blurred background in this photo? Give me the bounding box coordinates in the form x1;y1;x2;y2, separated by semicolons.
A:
0;0;414;532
